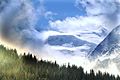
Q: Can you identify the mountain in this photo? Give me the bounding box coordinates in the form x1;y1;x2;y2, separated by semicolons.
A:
84;25;120;75
46;35;95;47
90;25;120;58
43;26;108;56
45;35;96;56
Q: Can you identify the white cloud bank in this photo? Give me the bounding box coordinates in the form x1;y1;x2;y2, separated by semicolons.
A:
49;16;108;44
50;16;105;33
76;0;120;28
49;0;120;35
76;0;119;15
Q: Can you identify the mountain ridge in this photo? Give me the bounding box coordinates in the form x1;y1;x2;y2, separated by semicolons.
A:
90;25;120;58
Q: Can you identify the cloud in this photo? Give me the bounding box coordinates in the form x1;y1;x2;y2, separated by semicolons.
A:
40;44;120;76
49;15;109;45
45;11;57;20
50;16;106;32
0;0;43;52
75;0;120;28
36;0;46;16
36;0;57;20
76;0;120;15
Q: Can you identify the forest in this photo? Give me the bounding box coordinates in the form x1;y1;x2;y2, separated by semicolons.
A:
0;44;120;80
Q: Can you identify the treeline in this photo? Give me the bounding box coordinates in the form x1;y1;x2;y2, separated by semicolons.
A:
0;44;120;80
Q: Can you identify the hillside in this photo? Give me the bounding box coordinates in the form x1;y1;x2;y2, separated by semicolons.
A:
0;44;119;80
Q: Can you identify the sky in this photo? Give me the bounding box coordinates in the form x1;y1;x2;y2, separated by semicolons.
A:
32;0;86;31
0;0;120;75
0;0;87;50
0;0;120;62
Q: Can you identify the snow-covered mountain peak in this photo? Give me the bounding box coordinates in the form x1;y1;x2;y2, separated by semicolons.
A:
90;25;120;58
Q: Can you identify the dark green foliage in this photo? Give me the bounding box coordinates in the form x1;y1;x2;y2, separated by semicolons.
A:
0;44;119;80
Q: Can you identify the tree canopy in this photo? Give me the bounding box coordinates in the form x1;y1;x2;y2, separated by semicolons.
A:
0;44;119;80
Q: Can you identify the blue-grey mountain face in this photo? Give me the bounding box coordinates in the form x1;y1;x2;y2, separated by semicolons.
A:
43;26;108;56
45;35;97;55
90;25;120;58
46;35;95;47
